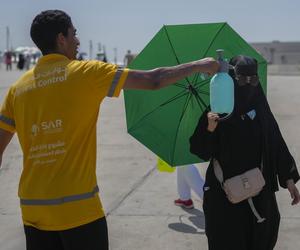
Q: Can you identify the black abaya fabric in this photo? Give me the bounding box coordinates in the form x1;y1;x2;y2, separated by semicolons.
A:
189;55;299;250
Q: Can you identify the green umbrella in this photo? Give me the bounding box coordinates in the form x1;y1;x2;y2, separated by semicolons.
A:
124;22;267;166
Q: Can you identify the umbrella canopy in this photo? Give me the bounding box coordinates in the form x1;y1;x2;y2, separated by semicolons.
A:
124;22;267;166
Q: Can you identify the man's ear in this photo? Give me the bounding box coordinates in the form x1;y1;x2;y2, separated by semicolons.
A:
56;33;66;48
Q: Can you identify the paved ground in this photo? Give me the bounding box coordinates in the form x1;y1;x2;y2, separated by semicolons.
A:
0;65;299;250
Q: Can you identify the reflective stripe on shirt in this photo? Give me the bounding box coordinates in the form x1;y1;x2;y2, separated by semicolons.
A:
0;114;15;127
107;68;123;97
20;185;99;206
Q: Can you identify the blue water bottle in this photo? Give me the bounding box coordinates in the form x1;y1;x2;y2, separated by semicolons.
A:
210;49;234;119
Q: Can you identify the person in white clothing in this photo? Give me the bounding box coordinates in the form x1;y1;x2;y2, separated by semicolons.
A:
174;164;205;209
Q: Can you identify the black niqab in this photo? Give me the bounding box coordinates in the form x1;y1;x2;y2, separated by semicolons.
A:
229;55;261;116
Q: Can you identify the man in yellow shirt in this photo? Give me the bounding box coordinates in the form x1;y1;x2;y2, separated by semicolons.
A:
0;10;219;250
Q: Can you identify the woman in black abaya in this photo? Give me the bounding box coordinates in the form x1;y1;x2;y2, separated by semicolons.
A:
190;55;300;250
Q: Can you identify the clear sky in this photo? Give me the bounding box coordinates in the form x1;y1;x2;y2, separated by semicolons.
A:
0;0;299;62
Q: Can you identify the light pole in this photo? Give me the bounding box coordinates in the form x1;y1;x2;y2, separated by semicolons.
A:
89;40;93;59
113;47;117;64
97;43;102;53
6;26;10;51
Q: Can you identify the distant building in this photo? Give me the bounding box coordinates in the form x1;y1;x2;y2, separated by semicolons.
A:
251;41;300;65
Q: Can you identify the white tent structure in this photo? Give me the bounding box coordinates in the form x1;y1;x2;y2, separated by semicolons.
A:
14;46;41;56
13;46;41;64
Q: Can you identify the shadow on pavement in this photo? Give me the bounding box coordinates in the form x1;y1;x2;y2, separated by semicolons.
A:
168;207;205;234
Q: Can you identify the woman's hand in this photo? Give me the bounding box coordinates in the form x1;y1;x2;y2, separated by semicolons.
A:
207;112;219;132
286;179;300;205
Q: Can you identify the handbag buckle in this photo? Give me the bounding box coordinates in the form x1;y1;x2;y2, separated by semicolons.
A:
242;177;250;189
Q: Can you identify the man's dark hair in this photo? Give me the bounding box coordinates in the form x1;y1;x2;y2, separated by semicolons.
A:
30;10;72;54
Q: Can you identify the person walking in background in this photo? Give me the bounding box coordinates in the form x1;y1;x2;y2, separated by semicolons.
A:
190;55;300;250
123;49;135;66
24;54;31;70
0;10;219;250
4;51;12;71
174;164;205;209
17;53;25;70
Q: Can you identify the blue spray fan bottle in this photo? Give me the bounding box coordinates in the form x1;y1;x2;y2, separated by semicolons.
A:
210;49;234;119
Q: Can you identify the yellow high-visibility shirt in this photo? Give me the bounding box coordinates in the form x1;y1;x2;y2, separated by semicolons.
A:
0;54;129;230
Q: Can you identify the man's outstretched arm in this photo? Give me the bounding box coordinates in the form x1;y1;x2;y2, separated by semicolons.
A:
123;57;219;90
0;128;14;167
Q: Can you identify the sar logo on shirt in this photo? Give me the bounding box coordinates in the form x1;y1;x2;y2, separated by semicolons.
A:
31;119;63;136
31;124;40;136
